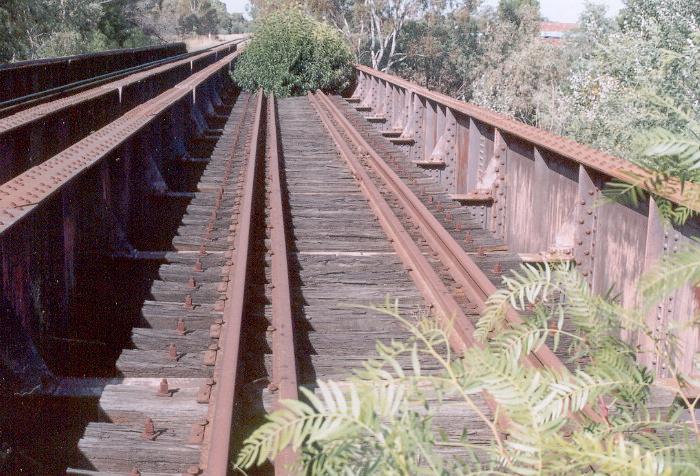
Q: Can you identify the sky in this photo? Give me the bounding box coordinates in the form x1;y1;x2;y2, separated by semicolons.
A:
223;0;249;15
221;0;626;23
484;0;625;22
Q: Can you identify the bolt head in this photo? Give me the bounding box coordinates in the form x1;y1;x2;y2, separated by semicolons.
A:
168;344;178;361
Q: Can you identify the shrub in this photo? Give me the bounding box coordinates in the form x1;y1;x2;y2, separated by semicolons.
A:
237;259;700;473
232;8;353;97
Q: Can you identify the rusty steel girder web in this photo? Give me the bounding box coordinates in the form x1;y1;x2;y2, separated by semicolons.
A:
0;42;218;118
0;40;243;135
0;48;245;235
355;65;700;212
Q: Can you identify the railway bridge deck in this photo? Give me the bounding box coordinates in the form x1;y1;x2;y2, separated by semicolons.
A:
0;42;697;475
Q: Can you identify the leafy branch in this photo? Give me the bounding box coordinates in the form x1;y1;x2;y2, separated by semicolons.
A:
236;261;700;474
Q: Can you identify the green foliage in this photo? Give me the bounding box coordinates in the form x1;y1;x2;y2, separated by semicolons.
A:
250;0;445;73
395;8;480;94
236;260;700;474
477;262;652;414
0;0;159;62
393;1;561;124
537;3;700;164
619;0;700;51
237;380;424;474
0;0;250;62
468;4;563;124
236;272;700;474
35;30;109;58
221;13;249;34
600;110;700;225
176;0;235;36
0;1;37;61
497;0;540;25
232;8;353;97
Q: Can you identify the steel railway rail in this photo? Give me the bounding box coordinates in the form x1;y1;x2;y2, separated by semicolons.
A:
206;92;298;475
68;91;259;476
65;92;299;475
313;93;568;370
204;90;265;476
309;90;601;424
264;94;300;474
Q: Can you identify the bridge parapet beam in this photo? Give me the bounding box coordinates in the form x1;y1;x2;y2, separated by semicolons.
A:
349;64;700;379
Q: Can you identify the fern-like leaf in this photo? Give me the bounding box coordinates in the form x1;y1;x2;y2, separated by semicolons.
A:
642;128;700;170
640;243;700;306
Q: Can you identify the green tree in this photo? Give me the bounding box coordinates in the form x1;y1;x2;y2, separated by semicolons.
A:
0;1;41;61
0;0;159;62
220;13;249;34
232;8;353;97
465;2;564;123
98;1;157;48
250;0;447;73
537;2;700;162
0;0;251;62
176;0;241;36
619;0;700;50
498;0;540;24
395;4;480;93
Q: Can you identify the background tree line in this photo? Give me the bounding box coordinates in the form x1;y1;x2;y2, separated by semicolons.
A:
0;0;250;62
6;0;698;174
249;0;700;174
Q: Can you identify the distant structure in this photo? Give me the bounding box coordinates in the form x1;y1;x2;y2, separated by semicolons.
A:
539;21;578;42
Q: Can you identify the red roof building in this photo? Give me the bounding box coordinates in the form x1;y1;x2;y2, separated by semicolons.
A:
539;21;578;42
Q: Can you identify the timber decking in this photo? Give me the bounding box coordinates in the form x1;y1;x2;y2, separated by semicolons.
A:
271;96;493;461
53;94;692;476
331;96;582;363
68;91;254;475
